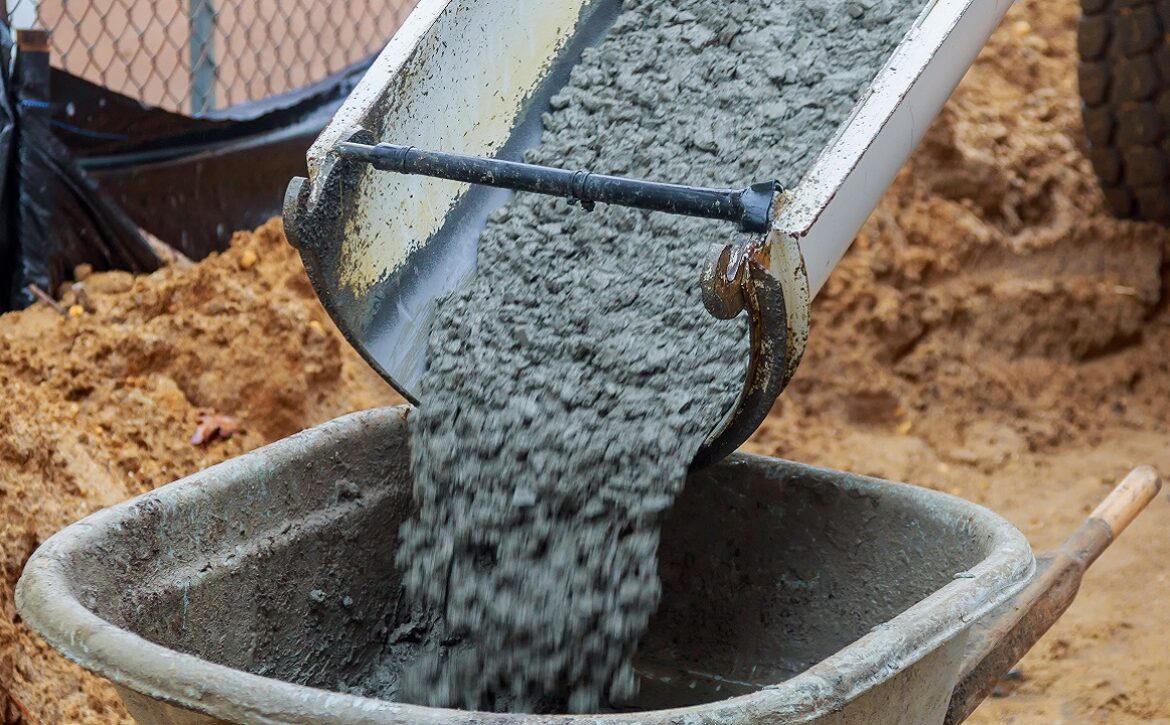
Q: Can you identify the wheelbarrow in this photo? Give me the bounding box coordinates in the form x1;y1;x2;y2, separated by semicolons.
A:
14;407;1160;724
282;0;1018;466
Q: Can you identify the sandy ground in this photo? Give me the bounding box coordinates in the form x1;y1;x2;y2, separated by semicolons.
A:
1;0;1168;722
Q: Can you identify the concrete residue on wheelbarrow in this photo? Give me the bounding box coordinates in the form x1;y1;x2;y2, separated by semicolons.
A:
397;0;925;712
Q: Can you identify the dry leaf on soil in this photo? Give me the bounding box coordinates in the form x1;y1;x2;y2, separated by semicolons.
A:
191;412;243;446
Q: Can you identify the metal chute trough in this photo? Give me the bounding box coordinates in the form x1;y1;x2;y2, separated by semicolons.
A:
281;0;1021;465
15;0;1164;723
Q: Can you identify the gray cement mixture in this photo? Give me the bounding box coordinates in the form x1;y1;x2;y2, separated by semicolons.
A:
397;0;922;712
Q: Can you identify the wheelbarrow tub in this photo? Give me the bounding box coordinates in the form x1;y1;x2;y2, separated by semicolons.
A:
15;406;1035;724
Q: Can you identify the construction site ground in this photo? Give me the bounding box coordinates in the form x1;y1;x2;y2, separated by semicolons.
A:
1;0;1168;722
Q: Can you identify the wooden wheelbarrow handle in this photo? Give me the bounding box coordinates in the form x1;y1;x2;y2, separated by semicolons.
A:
944;466;1162;724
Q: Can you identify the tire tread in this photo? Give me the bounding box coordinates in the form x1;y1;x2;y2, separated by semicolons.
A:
1080;0;1170;221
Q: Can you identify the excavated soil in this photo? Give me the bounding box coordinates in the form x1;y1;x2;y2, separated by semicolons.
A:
1;0;1168;722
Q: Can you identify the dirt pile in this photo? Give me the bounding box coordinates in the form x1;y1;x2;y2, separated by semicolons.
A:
0;219;395;724
750;3;1170;468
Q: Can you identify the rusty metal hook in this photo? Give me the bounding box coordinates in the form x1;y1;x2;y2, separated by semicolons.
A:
693;238;792;469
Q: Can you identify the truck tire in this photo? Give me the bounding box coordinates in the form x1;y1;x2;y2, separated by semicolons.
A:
1080;0;1170;221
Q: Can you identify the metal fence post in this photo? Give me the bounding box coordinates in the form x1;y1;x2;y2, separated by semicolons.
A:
189;0;216;114
13;28;51;307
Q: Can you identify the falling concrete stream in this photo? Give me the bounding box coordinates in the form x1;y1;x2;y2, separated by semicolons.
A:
398;0;925;712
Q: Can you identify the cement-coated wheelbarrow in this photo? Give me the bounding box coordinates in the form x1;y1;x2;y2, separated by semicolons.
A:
14;407;1160;724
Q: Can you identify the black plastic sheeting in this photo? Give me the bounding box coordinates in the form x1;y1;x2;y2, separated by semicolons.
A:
0;25;161;310
0;27;17;308
0;22;375;311
57;60;371;257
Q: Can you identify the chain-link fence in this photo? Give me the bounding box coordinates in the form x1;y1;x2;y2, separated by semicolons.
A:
2;0;417;114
